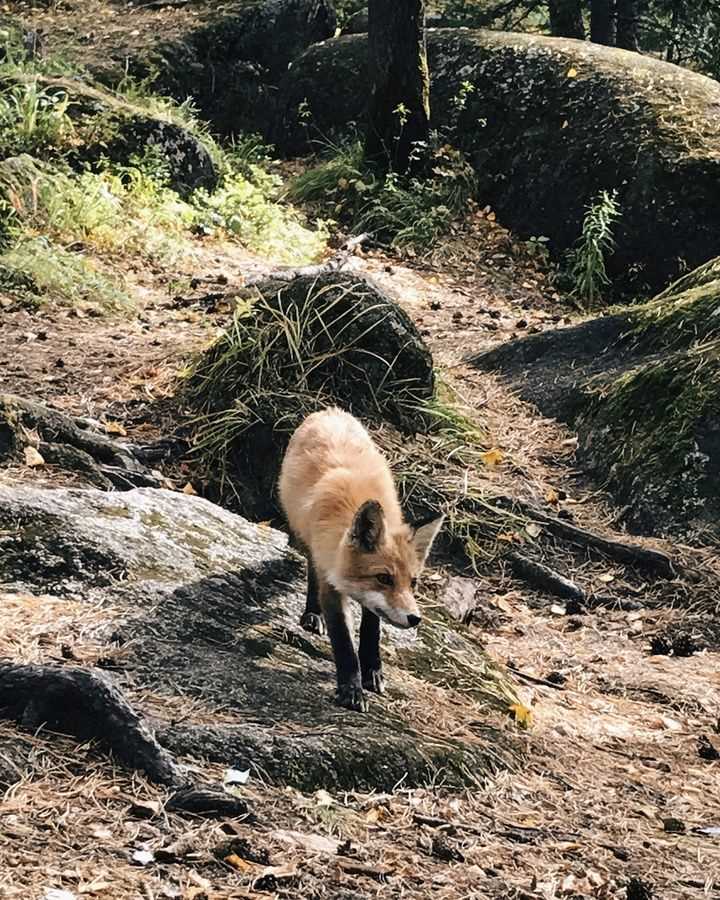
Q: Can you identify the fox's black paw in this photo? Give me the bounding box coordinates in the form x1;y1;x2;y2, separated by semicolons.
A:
362;669;385;694
336;683;368;712
300;612;326;636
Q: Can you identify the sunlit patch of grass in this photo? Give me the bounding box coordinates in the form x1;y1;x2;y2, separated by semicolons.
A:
0;236;131;310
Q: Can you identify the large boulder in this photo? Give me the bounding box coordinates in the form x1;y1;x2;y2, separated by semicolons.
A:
37;76;218;196
0;485;515;790
187;271;436;520
473;257;720;538
275;29;720;295
92;0;337;138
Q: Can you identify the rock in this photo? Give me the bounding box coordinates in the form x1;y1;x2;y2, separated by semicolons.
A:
27;76;217;197
443;576;478;624
474;256;720;539
187;272;435;520
95;0;337;138
0;485;516;790
275;28;720;294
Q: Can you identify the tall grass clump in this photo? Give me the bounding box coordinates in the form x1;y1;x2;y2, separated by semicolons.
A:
566;189;621;308
288;139;477;255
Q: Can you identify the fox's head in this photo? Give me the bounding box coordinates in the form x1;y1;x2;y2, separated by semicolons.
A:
332;500;444;629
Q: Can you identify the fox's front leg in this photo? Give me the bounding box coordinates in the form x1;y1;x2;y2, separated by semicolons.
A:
359;608;384;694
299;560;326;636
320;582;367;712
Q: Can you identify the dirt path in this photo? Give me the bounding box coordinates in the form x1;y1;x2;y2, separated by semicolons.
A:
1;231;719;899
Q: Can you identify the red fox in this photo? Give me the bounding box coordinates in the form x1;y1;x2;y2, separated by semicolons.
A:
278;407;444;712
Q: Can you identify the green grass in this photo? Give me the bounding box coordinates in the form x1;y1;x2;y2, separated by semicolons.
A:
288;139;477;254
0;237;131;310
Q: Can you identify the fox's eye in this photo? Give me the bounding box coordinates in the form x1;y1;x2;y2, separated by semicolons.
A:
376;572;394;587
411;577;418;589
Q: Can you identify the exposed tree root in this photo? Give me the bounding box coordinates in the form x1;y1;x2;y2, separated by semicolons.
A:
508;552;586;603
0;393;165;489
490;494;675;576
0;662;251;818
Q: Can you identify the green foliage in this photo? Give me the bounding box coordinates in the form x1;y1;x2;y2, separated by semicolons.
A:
565;189;620;308
0;80;75;155
0;237;131;310
289;139;477;254
333;0;367;25
192;169;327;265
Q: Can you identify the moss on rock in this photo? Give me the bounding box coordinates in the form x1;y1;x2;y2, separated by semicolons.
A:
276;29;720;295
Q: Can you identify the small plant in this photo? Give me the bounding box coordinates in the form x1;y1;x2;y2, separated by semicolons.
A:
0;81;75;155
566;189;621;307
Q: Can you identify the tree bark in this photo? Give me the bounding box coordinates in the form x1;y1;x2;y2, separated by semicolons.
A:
548;0;585;39
590;0;615;45
615;0;640;50
365;0;430;174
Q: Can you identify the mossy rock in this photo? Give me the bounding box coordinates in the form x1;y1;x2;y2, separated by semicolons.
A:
275;29;720;295
1;75;217;196
0;484;518;791
187;272;435;520
475;257;720;538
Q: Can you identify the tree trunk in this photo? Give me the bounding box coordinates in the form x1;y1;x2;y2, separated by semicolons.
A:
548;0;585;39
365;0;430;174
590;0;615;45
615;0;640;50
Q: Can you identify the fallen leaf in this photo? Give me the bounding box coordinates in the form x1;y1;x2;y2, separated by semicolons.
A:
550;604;566;616
508;703;533;728
597;572;615;583
224;767;250;786
78;880;112;894
314;789;334;807
567;66;578;77
131;849;155;866
44;891;77;900
252;864;297;890
103;420;127;436
24;446;45;467
182;482;197;495
224;853;256;873
545;488;559;505
525;522;542;539
480;447;504;466
272;829;340;855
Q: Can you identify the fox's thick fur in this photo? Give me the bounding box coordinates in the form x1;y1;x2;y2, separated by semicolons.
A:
278;407;444;711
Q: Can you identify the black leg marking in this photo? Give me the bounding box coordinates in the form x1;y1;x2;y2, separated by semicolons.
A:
321;589;366;712
299;560;326;635
359;608;385;694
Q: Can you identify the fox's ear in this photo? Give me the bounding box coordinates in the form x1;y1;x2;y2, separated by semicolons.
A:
410;514;445;564
349;500;385;552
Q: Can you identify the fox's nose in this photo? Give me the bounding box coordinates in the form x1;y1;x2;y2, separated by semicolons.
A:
407;614;421;628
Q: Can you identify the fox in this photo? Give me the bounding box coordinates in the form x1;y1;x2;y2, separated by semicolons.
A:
278;407;444;712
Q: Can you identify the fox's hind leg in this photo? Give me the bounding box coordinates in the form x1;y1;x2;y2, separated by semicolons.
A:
321;584;367;712
359;608;385;694
299;560;326;636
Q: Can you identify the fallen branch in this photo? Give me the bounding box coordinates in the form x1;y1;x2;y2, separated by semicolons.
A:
0;661;250;818
506;666;566;691
508;552;586;603
244;234;368;286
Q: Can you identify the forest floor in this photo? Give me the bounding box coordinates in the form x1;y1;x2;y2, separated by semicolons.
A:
1;204;719;900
